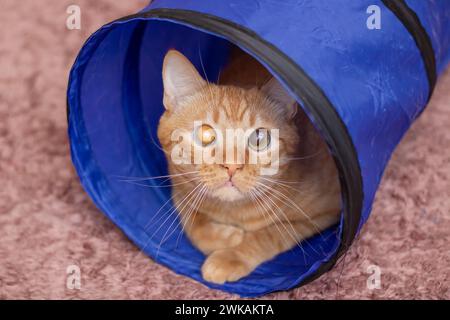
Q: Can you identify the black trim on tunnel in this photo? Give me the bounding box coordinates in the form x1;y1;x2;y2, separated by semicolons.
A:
117;8;365;288
382;0;437;101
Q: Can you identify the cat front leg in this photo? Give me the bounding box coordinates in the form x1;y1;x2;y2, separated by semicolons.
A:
183;212;245;255
201;218;330;284
201;224;286;284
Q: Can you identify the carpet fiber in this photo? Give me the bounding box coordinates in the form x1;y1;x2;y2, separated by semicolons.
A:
0;0;449;299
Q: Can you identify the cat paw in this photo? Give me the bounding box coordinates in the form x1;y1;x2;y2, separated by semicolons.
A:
219;224;244;248
201;249;253;284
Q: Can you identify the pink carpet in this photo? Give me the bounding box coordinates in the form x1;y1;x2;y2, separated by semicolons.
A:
0;0;449;299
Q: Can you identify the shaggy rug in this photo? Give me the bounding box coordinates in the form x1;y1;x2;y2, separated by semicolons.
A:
0;0;449;299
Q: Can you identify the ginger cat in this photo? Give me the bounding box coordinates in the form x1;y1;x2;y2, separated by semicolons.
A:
157;48;341;284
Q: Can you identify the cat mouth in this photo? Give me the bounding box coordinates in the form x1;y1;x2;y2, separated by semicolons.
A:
215;182;245;202
224;181;235;188
220;180;242;192
208;179;247;202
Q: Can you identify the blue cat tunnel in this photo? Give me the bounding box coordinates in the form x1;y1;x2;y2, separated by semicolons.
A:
67;0;450;296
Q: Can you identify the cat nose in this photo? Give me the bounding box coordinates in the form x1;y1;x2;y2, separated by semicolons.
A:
222;164;243;178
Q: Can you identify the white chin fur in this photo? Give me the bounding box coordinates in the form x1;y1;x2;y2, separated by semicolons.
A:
212;186;245;202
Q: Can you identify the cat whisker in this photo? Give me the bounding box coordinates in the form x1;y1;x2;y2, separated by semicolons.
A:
143;188;184;231
255;185;322;257
147;131;171;155
198;46;211;86
251;188;300;251
259;177;301;193
260;176;305;185
119;177;203;189
198;46;217;108
149;182;205;243
252;187;311;259
249;191;278;240
125;186;195;265
216;68;222;85
136;180;210;262
156;183;208;256
284;150;325;161
155;176;214;253
249;190;293;250
143;175;213;232
255;181;326;239
113;170;200;182
251;189;309;263
175;185;209;248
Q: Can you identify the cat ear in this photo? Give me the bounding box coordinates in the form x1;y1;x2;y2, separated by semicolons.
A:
261;77;298;119
162;50;206;110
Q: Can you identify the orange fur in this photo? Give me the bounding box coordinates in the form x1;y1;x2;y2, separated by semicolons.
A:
157;48;341;284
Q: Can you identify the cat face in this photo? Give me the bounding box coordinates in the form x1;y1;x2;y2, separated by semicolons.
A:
158;50;301;202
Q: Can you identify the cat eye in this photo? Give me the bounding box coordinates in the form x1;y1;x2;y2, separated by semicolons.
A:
195;124;217;146
248;128;271;152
